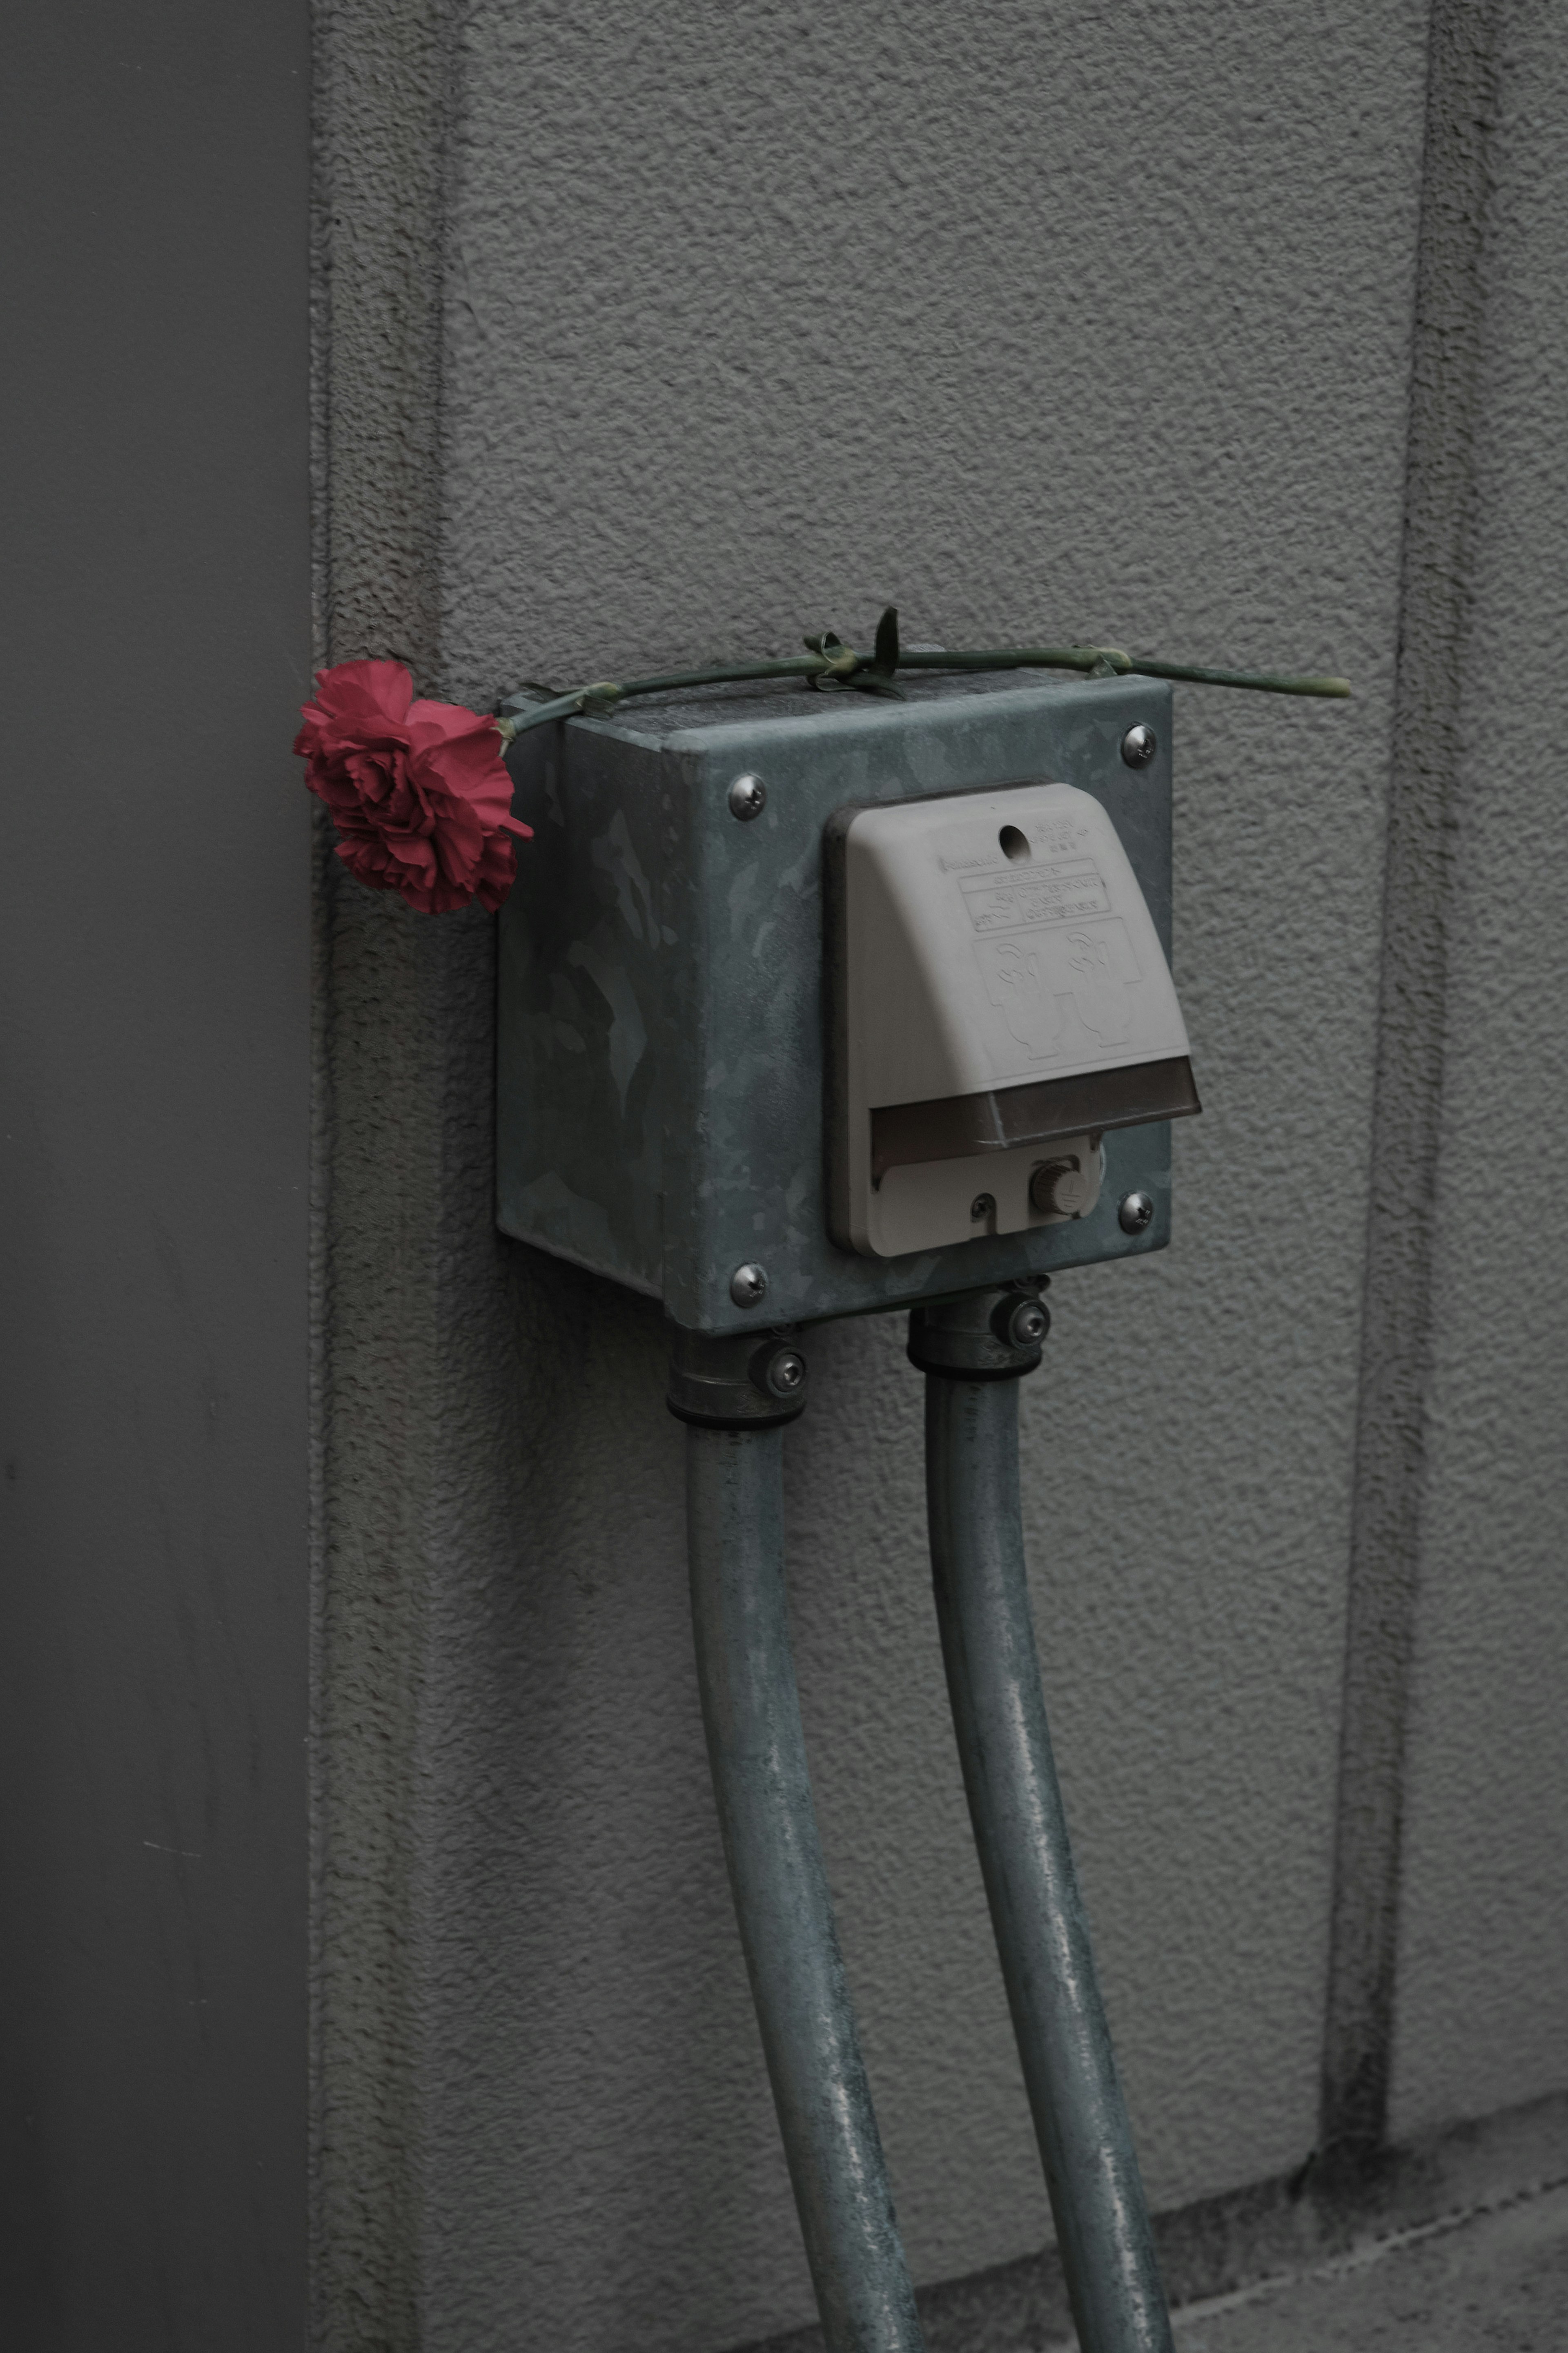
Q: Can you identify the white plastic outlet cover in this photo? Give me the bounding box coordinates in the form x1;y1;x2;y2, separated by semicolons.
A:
827;781;1193;1258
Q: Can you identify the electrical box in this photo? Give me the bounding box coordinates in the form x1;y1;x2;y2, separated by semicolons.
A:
497;670;1198;1334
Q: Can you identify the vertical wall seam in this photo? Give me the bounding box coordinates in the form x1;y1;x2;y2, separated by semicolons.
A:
307;9;336;2337
1319;0;1503;2163
310;2;457;2345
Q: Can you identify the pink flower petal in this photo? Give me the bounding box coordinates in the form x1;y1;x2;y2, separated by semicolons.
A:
297;662;530;912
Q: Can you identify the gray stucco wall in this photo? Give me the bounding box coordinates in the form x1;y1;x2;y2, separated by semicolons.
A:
9;1;1562;2344
309;3;1566;2350
1387;0;1568;2143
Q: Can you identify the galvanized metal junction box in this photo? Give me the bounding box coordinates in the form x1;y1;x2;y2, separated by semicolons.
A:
496;670;1192;1334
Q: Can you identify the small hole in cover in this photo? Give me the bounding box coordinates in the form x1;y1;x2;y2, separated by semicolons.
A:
999;825;1031;862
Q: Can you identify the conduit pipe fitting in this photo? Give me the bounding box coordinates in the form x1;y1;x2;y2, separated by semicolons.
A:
907;1278;1050;1380
666;1323;809;1429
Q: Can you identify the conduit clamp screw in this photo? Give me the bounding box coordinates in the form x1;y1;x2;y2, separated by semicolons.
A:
758;1345;806;1400
995;1294;1049;1352
1120;723;1158;768
730;1262;769;1307
1118;1190;1156;1235
727;772;767;821
907;1280;1051;1381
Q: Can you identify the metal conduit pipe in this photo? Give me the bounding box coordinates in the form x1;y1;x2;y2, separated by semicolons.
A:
911;1287;1175;2353
673;1326;925;2353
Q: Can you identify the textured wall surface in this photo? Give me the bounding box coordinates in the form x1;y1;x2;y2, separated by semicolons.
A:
1318;0;1509;2166
309;2;1566;2350
1388;0;1568;2141
0;2;313;2346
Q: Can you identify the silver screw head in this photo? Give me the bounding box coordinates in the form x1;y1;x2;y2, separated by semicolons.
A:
761;1346;806;1398
970;1193;995;1221
1007;1298;1049;1348
1120;724;1158;769
1118;1189;1156;1235
727;772;767;821
729;1261;768;1307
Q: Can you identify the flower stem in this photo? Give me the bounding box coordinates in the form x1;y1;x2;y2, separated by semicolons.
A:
495;642;1350;744
894;648;1353;696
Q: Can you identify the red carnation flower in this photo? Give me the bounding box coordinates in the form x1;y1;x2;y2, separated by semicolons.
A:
294;658;532;914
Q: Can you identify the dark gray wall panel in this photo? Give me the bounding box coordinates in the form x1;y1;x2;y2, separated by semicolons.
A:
0;4;312;2345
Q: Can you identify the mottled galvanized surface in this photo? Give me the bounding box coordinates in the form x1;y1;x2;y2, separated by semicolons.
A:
498;672;1176;1332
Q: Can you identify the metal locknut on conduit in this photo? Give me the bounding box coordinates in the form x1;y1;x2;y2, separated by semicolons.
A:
906;1282;1050;1381
666;1325;810;1429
